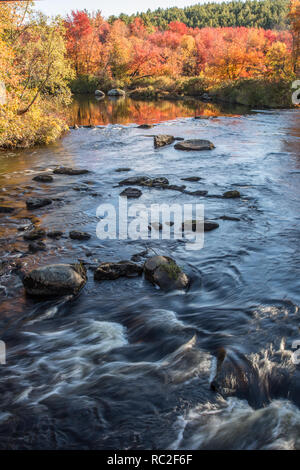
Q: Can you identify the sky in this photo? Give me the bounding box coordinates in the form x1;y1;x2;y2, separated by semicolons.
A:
35;0;225;19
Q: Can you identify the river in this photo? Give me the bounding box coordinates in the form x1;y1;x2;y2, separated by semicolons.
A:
0;96;299;449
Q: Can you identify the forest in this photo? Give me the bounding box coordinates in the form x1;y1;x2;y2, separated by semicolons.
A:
111;0;290;30
0;0;299;149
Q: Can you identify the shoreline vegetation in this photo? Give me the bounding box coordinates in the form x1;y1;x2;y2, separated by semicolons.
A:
70;75;295;110
0;0;299;150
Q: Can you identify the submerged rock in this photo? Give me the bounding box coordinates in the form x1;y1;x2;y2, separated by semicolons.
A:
0;206;15;213
26;197;52;210
47;230;64;239
120;187;142;198
119;176;151;186
144;256;189;291
219;215;241;221
223;190;241;199
131;250;149;262
32;174;54;183
23;228;46;241
154;135;175;148
22;263;87;297
167;184;186;192
53;167;89;175
94;261;143;281
69;231;91;241
28;241;47;253
115;168;131;172
174;139;215;151
184;190;208;196
182;220;219;232
181;177;202;182
137;124;154;129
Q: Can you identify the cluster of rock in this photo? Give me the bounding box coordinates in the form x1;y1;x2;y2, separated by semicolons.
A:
22;256;190;298
153;134;215;151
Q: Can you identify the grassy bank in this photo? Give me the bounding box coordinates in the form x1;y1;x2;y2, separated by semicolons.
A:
209;78;295;108
71;74;297;109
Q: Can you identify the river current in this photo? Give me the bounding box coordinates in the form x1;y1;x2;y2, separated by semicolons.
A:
0;97;299;449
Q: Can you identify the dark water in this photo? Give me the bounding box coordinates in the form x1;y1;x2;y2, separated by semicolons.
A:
0;96;300;450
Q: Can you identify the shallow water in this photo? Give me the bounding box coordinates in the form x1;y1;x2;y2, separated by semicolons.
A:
0;97;299;449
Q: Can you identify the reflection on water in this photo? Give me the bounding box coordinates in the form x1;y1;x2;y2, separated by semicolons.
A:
68;95;248;126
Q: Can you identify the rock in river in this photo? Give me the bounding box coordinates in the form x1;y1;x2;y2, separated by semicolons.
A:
223;190;241;199
154;135;175;148
0;206;15;214
144;256;189;291
33;174;54;183
22;263;87;297
119;176;169;188
26;197;52;210
47;230;64;239
94;261;143;281
138;124;154;129
28;241;47;253
69;231;91;241
53;167;89;175
174;139;215;151
181;177;202;182
182;220;219;232
120;188;142;198
23;228;46;241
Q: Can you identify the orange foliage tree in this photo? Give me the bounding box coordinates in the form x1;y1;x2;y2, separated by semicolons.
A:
64;12;293;83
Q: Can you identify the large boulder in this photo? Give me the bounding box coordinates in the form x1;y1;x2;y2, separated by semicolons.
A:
107;89;126;97
174;139;215;151
154;135;175;148
144;256;189;291
94;261;143;281
22;264;87;297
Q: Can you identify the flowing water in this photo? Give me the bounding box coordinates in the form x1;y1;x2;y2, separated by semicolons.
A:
0;96;299;450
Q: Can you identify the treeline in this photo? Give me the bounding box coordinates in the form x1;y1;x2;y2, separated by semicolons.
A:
109;0;290;30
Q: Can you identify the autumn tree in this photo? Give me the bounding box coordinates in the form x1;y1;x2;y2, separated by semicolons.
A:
289;0;300;74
